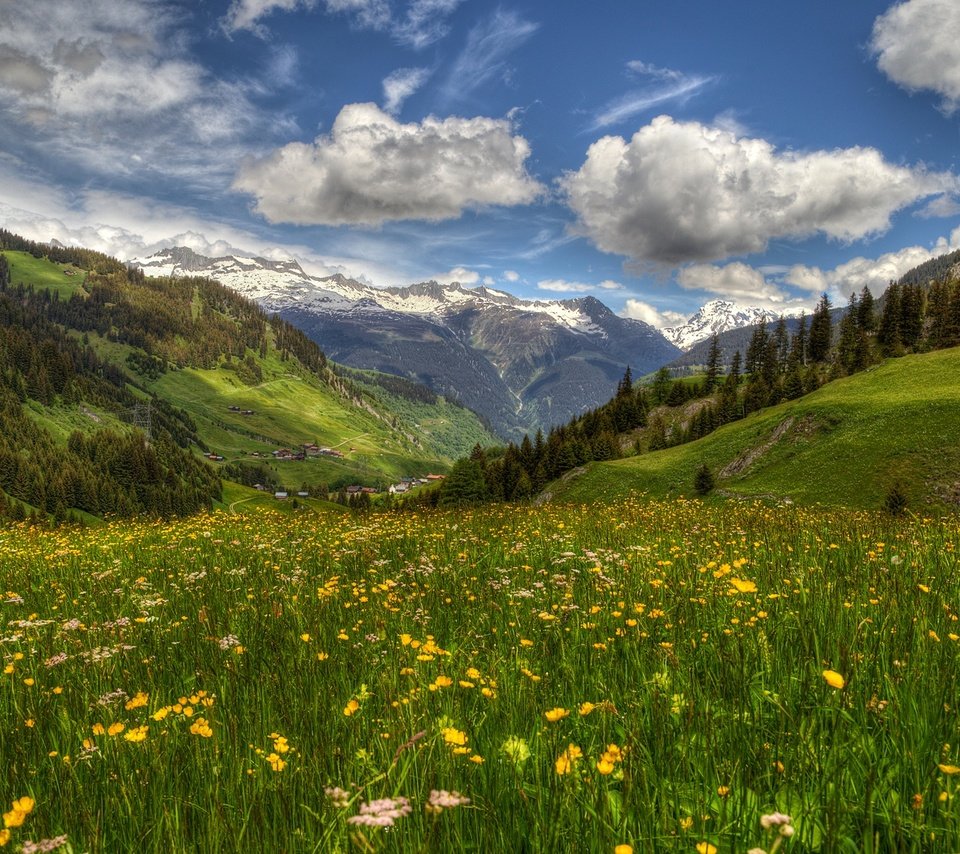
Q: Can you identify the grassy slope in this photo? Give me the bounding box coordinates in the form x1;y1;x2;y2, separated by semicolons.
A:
4;250;88;298
1;242;495;492
553;347;960;511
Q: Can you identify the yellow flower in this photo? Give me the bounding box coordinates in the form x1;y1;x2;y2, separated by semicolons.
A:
696;843;717;854
579;702;597;716
442;727;468;746
430;675;453;690
555;743;582;775
939;764;960;774
717;785;731;797
189;718;213;738
300;633;311;642
107;722;125;736
124;726;149;743
615;847;633;854
822;669;846;689
2;797;33;829
266;752;286;772
343;699;360;716
125;692;149;710
597;757;615;775
0;828;9;846
91;723;105;736
544;707;570;722
729;578;757;594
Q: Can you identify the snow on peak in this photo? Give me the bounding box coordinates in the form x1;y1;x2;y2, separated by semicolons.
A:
662;300;784;351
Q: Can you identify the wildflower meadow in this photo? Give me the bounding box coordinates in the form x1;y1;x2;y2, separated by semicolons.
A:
1;498;959;852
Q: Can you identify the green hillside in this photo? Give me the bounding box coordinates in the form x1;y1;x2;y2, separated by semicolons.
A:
0;232;498;522
551;347;960;511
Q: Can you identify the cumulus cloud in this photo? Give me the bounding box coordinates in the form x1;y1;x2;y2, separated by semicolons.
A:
503;270;520;282
433;266;481;285
621;299;687;328
536;279;623;293
233;102;544;226
677;262;802;308
785;227;960;298
382;67;431;115
439;9;539;105
871;0;960;112
561;115;954;268
0;0;284;184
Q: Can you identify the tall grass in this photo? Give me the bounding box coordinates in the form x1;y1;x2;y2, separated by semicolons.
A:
1;499;958;851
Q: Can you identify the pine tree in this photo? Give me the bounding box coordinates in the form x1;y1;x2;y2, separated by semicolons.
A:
704;334;722;392
808;294;833;363
693;463;715;496
856;286;876;331
877;283;903;356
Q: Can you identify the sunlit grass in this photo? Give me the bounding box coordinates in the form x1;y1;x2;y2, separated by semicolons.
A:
1;498;959;851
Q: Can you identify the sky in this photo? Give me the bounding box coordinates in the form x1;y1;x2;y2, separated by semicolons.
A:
1;0;959;326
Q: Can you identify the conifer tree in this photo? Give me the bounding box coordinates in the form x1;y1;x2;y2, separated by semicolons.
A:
704;334;722;392
877;283;903;356
807;294;833;363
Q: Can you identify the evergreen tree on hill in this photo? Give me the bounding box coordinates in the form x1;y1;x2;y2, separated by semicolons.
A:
808;294;833;363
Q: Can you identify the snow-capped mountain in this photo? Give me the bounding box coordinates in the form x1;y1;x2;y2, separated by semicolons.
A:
130;247;680;437
662;300;785;351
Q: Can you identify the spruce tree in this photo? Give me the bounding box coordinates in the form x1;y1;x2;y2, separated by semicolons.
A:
704;334;722;392
807;294;833;363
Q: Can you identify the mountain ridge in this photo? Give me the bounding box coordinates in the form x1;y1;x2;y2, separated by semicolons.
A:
131;246;681;437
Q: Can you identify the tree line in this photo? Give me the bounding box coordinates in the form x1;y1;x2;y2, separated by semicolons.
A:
433;264;960;506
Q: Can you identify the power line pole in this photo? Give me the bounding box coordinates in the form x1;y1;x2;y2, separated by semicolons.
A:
130;401;152;443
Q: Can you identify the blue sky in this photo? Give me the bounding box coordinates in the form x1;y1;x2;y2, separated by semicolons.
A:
1;0;959;325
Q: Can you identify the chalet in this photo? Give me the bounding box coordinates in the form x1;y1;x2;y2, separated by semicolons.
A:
302;443;321;456
345;485;362;495
274;491;288;500
297;491;310;498
273;448;295;460
361;487;378;495
389;482;410;495
319;448;344;458
426;474;445;481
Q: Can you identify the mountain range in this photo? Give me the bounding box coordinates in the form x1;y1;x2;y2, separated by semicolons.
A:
131;247;682;438
661;299;788;351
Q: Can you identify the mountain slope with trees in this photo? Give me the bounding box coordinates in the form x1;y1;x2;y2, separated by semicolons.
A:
0;231;497;523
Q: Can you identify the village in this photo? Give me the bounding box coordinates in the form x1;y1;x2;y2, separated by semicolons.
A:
205;408;445;502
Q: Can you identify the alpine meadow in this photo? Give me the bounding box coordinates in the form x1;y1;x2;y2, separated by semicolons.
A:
3;0;960;852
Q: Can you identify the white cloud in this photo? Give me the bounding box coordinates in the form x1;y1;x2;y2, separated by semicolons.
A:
503;270;520;282
589;62;715;131
871;0;960;112
677;262;802;309
916;194;960;218
536;278;623;293
393;0;465;49
225;0;461;48
439;9;539;105
233;102;544;226
0;1;284;184
433;266;480;285
536;280;595;293
223;0;317;35
620;299;686;328
561;115;955;268
382;67;431;115
786;227;960;298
